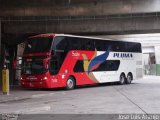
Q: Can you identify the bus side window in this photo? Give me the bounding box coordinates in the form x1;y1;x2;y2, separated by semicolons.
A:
85;39;95;51
110;62;115;70
86;44;92;50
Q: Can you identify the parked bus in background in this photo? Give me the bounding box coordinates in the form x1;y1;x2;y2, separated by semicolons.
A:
20;34;143;90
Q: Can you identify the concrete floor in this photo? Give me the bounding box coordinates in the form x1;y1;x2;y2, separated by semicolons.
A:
0;75;160;115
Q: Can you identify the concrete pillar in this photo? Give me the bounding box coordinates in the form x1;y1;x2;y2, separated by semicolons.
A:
0;19;2;90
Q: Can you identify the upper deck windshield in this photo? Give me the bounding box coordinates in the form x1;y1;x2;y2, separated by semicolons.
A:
24;37;53;54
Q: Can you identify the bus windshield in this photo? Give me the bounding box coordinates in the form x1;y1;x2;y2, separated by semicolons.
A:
24;37;53;54
22;56;48;75
22;61;45;75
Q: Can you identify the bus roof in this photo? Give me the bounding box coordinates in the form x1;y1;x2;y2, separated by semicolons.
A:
55;34;114;41
29;33;140;43
30;33;55;38
30;33;110;40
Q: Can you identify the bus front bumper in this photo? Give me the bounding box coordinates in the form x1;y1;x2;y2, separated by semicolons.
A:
21;78;62;89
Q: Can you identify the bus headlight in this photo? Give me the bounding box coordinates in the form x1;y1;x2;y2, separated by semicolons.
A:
41;77;48;81
65;69;68;74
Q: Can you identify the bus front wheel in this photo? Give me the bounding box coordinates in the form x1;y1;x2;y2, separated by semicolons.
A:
66;76;76;90
119;73;126;85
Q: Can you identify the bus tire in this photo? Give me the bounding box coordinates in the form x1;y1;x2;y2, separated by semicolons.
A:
126;73;133;84
66;76;76;90
119;73;126;85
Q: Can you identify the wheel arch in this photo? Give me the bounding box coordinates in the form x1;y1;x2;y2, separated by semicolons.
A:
127;72;133;80
120;72;126;78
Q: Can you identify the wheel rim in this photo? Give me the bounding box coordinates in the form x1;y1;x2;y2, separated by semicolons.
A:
67;79;74;88
127;75;132;83
120;75;125;84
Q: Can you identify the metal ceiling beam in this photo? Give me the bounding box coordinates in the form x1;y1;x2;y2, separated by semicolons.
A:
2;15;160;35
1;0;160;17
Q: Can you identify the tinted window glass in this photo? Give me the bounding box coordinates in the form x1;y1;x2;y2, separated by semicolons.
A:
95;60;120;71
54;36;141;53
125;42;142;53
22;59;46;75
73;60;88;72
24;37;53;54
54;37;95;51
73;60;120;72
95;40;109;51
54;36;66;51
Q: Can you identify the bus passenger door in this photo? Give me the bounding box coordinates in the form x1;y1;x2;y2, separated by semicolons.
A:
49;55;58;75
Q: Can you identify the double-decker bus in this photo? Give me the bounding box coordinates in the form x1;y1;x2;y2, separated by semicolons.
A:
20;34;143;89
